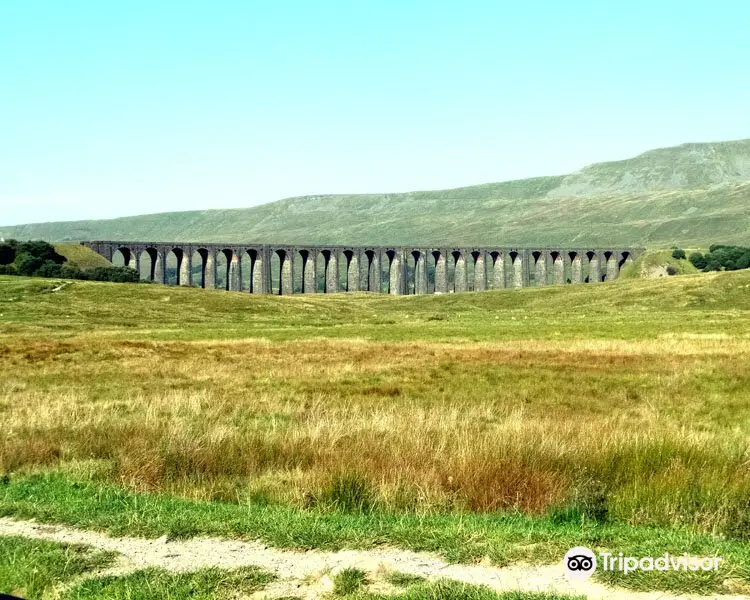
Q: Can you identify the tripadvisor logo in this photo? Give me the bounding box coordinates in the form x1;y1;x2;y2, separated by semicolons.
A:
563;546;597;580
563;546;723;579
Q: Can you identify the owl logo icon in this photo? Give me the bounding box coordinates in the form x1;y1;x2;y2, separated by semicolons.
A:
563;546;597;579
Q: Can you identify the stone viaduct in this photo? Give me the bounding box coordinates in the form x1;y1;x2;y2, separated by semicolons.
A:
82;241;643;295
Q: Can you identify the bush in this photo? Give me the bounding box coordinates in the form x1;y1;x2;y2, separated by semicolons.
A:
692;245;750;272
85;266;141;283
60;264;85;279
0;244;15;265
689;252;707;270
671;248;686;260
35;261;64;277
16;241;66;265
14;252;46;276
666;265;678;276
0;238;142;283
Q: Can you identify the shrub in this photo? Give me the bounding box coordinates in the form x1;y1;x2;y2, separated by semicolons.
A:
60;264;85;279
666;265;678;276
671;248;686;260
35;261;64;277
16;241;66;264
14;252;45;276
85;266;140;283
689;252;707;270
0;240;141;283
0;244;15;265
695;245;750;271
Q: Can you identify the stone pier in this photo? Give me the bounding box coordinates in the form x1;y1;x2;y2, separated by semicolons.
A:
84;242;643;296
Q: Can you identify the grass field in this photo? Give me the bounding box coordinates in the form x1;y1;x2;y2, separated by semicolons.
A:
1;271;750;595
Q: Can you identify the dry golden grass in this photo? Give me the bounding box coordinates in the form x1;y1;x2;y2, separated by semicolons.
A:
2;332;749;532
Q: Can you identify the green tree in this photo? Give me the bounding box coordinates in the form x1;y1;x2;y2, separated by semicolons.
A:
36;261;63;277
14;252;45;276
0;244;15;265
17;241;66;264
689;252;707;270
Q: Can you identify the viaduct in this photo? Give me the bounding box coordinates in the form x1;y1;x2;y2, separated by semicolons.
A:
83;241;644;295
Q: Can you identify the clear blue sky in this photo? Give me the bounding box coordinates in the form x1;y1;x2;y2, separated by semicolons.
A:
2;1;749;226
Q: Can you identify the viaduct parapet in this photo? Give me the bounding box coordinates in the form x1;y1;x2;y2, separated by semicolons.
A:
82;241;644;295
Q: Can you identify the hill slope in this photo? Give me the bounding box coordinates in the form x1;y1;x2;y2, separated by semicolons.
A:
3;139;750;247
53;243;113;268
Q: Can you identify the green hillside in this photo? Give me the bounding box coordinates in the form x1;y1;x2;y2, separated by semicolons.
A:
3;139;750;247
617;248;700;279
53;243;113;268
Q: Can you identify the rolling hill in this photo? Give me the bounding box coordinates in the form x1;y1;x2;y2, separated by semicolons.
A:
3;139;750;248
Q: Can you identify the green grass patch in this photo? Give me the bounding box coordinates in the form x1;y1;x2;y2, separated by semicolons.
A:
2;269;750;343
362;580;583;600
333;567;368;595
595;557;723;594
63;565;275;600
385;571;426;587
1;474;748;593
0;535;115;599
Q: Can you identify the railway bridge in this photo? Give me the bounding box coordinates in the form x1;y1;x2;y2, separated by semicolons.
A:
82;241;643;295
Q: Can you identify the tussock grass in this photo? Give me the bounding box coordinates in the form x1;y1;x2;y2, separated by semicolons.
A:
333;567;368;596
1;271;750;539
2;334;749;531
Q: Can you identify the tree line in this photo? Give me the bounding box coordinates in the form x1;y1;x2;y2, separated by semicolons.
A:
672;245;750;272
0;240;140;282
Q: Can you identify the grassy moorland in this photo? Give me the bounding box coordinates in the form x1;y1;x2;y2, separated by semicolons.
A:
2;139;750;248
1;271;750;593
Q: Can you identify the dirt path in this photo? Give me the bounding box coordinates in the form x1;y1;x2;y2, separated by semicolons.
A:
0;517;742;600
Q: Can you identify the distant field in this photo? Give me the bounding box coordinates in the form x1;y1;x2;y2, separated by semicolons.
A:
1;271;750;594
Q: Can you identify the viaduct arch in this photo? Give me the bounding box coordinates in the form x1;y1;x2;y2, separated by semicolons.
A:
87;241;643;295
